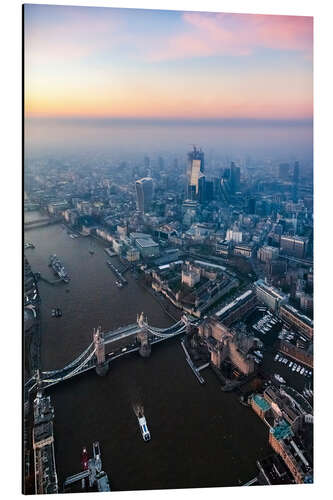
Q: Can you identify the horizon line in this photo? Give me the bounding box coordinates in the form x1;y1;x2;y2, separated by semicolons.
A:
26;116;313;127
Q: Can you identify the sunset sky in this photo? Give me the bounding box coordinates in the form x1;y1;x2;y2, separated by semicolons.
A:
24;4;313;122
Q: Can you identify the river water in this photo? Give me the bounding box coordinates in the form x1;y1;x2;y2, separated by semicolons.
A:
24;213;271;491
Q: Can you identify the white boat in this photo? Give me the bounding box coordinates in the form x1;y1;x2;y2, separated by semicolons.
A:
254;351;263;359
296;365;301;372
288;361;293;368
274;354;279;361
300;368;305;375
138;413;151;442
292;364;297;371
304;370;308;376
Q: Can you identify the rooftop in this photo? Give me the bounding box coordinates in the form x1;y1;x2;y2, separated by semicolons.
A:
254;279;287;300
253;394;271;412
215;289;253;317
270;419;293;441
280;304;313;327
136;238;159;248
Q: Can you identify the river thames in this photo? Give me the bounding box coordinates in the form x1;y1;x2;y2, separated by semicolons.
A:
24;214;271;491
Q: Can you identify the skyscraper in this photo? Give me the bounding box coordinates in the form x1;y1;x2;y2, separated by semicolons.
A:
279;163;290;181
135;177;153;213
187;146;205;201
292;161;300;202
230;162;240;193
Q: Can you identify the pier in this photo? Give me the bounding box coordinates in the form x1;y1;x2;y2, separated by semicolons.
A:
181;339;206;384
106;260;128;285
63;442;110;492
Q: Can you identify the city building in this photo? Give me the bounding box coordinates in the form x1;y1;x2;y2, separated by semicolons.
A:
279;163;290;181
215;289;257;326
151;260;238;318
135;237;159;259
226;229;242;243
215;240;231;257
181;264;201;288
279;340;313;368
126;247;140;262
251;394;271;420
135;177;153;213
33;392;58;494
280;235;308;259
257;245;280;263
230;162;241;193
279;304;313;339
47;200;68;215
254;279;287;313
233;243;254;258
300;294;313;316
292;161;300;203
269;429;312;484
187;146;205;201
251;386;313;484
198;318;256;376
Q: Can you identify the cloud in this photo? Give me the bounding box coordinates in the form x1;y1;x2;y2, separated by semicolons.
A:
146;12;313;62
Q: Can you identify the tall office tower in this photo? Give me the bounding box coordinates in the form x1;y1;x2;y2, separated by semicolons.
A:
223;167;230;179
292;161;300;202
212;177;222;200
279;163;290;180
135;177;153;213
247;197;256;214
158;156;165;170
187;146;205;201
144;156;150;169
205;180;214;202
230;162;240;193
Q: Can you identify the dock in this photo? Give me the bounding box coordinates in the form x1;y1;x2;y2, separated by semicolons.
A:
106;260;128;285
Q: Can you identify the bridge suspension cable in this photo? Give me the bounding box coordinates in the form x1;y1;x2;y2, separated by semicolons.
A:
42;348;96;384
147;324;186;338
42;342;94;376
144;319;184;333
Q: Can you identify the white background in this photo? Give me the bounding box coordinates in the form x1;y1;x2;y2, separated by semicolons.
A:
1;0;332;499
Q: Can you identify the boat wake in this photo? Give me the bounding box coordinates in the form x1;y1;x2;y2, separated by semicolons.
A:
132;403;144;418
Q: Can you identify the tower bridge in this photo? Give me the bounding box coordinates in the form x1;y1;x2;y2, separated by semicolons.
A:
26;314;196;391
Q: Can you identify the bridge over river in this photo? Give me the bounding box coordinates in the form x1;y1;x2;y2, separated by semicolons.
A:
25;313;196;393
24;217;62;230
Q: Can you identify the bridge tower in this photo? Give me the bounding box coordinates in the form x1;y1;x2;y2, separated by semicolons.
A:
93;326;109;376
137;312;151;358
